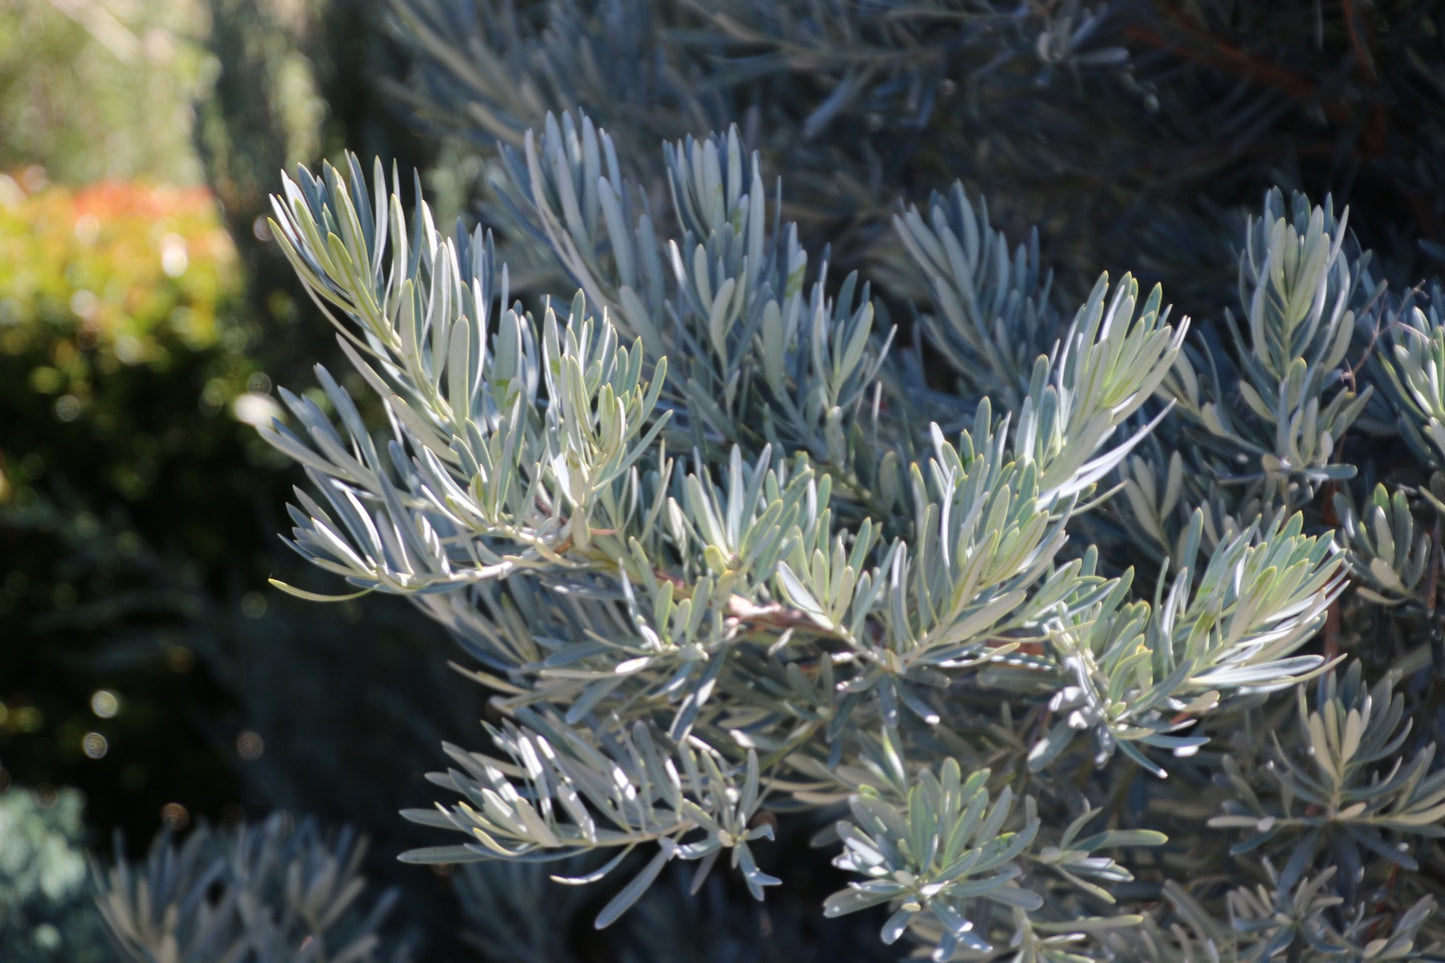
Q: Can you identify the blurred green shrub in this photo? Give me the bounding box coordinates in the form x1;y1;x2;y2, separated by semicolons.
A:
0;176;237;344
0;175;265;837
0;175;249;503
0;0;209;185
0;173;268;565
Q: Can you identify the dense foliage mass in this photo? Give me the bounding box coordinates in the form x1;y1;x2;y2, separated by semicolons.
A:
392;0;1445;314
247;98;1445;955
7;1;1445;961
215;3;1445;958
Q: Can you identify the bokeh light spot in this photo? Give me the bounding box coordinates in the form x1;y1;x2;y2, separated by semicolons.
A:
167;645;194;673
113;333;144;365
82;732;109;759
160;232;189;277
240;591;267;619
161;802;189;829
236;729;264;761
69;289;98;320
53;394;82;422
91;689;120;718
33;923;60;950
16;706;43;732
73;214;100;244
115;531;142;558
51;583;76;609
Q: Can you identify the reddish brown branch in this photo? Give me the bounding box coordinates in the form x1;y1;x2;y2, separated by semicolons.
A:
1124;8;1387;142
1121;23;1320;104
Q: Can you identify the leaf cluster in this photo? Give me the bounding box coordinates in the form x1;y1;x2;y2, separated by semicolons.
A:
249;100;1445;958
94;814;410;963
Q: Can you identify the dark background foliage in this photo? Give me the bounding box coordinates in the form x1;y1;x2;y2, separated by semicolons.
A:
2;1;1444;960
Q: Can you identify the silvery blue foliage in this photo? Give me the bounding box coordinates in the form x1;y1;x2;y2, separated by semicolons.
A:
388;0;1445;319
252;95;1445;959
93;814;410;963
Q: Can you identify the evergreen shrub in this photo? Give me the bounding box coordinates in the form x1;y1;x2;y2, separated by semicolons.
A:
93;2;1445;960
